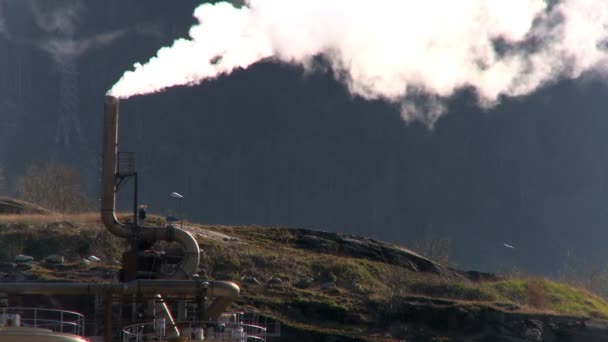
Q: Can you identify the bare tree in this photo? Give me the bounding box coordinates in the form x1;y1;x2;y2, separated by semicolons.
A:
411;230;451;266
15;161;92;213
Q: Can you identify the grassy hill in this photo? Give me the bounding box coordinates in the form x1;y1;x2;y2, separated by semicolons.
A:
1;212;608;341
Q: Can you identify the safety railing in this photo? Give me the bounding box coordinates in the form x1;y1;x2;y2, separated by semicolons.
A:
0;307;86;336
122;319;267;342
118;152;136;176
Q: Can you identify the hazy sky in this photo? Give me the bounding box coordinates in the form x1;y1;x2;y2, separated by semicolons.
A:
2;1;608;275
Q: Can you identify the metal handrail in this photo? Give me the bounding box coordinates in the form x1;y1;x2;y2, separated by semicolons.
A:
118;152;135;176
122;320;267;342
0;307;85;336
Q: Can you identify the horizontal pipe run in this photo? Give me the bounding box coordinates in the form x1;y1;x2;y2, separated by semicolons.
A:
0;280;239;298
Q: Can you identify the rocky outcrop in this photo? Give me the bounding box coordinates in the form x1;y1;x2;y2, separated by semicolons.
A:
291;228;464;279
0;197;51;214
383;296;608;341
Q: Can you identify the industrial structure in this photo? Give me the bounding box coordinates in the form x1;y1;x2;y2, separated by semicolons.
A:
0;96;269;341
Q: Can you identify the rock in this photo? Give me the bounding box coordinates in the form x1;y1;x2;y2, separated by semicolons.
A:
44;254;65;264
293;228;457;277
87;255;101;263
524;327;542;341
268;277;283;286
14;255;33;263
295;235;333;251
523;319;543;341
585;319;608;330
0;197;52;214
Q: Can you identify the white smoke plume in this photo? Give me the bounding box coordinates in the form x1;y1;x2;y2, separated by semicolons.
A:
109;0;608;125
26;0;83;35
0;3;8;39
9;1;131;63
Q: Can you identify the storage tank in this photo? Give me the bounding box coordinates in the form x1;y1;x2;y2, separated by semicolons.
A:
0;327;89;342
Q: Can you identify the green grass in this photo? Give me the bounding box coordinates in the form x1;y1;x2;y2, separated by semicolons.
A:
0;221;123;262
475;278;608;318
374;269;608;319
482;278;528;304
4;218;608;339
406;279;496;302
200;224;608;319
539;279;608;318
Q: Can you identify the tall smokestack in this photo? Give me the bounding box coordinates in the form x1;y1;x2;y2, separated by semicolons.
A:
101;95;120;233
101;95;200;279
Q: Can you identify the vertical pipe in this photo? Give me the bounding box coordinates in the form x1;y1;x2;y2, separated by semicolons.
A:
104;294;112;342
133;173;138;226
179;198;183;230
177;301;186;322
132;172;139;281
196;294;205;322
102;95;200;279
101;95;125;238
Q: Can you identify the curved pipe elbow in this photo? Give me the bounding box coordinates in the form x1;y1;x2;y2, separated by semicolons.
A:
139;226;201;279
171;228;201;278
101;209;130;239
208;281;240;299
101;95;200;278
205;281;241;321
101;211;200;278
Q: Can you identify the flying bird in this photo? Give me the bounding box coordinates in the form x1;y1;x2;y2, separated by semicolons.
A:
503;243;515;249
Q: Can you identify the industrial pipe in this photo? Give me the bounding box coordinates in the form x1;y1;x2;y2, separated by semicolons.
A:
0;280;239;323
154;294;180;338
100;96;239;321
102;95;199;278
0;280;240;298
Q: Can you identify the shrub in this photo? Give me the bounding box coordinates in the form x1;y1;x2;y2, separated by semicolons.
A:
411;230;451;266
